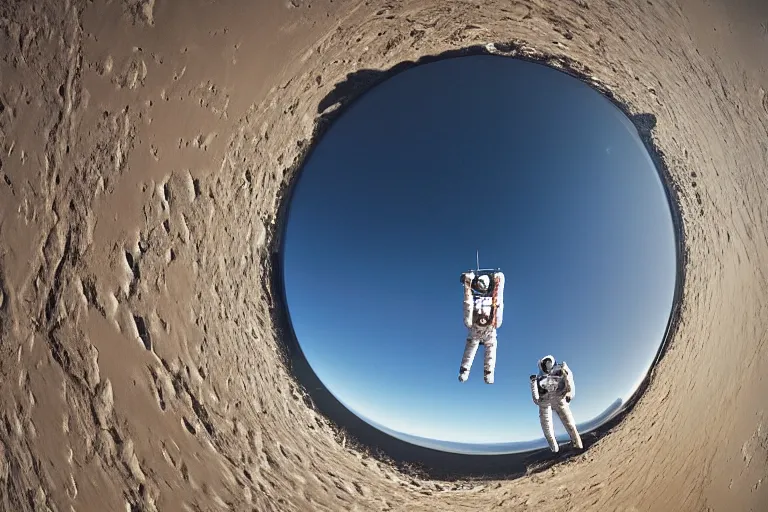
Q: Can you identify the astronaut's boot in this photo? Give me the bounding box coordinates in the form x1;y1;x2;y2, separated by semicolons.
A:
484;369;494;384
458;367;470;383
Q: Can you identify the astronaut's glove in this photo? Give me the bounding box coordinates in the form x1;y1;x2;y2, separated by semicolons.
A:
530;375;537;381
461;272;475;285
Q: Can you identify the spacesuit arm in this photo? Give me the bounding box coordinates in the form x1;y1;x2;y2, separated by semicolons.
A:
562;361;575;400
462;276;474;328
530;376;540;405
493;272;505;328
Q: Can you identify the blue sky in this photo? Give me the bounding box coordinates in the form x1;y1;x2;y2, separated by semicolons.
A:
281;55;677;451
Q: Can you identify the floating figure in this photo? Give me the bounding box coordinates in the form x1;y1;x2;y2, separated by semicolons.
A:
458;270;505;384
530;354;584;452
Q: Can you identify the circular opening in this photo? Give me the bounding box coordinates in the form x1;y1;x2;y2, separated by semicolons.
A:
281;55;678;455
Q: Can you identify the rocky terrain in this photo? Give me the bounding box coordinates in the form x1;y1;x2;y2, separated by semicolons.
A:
0;0;767;510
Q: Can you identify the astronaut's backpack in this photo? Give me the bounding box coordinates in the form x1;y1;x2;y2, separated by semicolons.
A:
469;271;502;328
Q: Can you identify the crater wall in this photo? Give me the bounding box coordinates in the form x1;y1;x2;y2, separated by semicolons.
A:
0;0;767;511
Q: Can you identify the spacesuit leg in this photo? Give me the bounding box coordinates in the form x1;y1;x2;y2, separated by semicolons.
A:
539;402;559;452
483;335;497;384
459;337;480;382
554;399;583;449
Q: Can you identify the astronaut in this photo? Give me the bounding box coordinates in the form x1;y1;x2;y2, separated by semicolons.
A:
458;270;505;384
529;354;584;452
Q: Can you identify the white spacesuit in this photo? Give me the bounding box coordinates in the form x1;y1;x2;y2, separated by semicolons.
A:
458;271;505;384
530;354;583;452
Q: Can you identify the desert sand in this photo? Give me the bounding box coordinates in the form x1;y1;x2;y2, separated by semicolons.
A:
1;0;767;510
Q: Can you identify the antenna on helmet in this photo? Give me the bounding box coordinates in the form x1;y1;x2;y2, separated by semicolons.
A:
476;250;480;271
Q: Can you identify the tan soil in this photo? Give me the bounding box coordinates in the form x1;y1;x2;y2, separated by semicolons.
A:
0;0;767;510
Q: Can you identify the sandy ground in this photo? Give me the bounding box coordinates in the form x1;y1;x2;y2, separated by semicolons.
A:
1;0;767;510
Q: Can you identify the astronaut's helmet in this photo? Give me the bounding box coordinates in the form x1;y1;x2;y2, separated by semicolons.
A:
538;355;556;374
473;274;490;293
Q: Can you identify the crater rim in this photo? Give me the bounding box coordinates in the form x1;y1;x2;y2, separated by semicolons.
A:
266;41;688;481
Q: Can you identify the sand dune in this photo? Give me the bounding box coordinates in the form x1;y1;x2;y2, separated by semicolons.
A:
1;0;767;510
